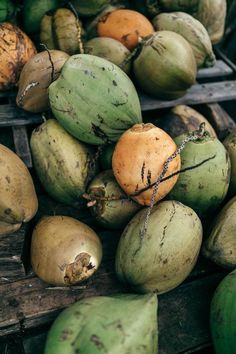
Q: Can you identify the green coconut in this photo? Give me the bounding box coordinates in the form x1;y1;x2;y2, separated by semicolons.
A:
210;269;236;354
23;0;60;34
44;293;158;354
49;54;142;145
152;12;216;68
133;31;197;99
168;134;231;217
69;0;111;16
0;0;15;23
116;200;203;294
86;170;141;229
30;119;98;205
84;37;131;74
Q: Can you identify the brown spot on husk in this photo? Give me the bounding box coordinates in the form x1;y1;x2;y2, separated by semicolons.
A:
90;334;106;350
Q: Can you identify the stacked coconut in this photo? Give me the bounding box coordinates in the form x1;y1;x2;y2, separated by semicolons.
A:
0;1;236;353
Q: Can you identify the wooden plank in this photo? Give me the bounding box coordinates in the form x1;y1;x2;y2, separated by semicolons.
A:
158;273;225;354
12;126;32;168
0;336;25;354
139;81;236;111
13;273;225;354
23;332;47;354
0;226;26;284
197;60;233;79
0;91;17;99
0;104;42;127
197;103;236;140
214;46;236;73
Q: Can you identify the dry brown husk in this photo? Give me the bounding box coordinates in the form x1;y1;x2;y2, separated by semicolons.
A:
0;22;36;91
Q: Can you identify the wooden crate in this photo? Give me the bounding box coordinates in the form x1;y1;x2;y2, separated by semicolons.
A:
0;54;236;354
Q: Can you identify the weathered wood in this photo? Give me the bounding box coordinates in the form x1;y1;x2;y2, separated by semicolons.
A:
197;103;236;140
12;126;32;168
18;273;225;354
0;335;25;354
158;273;225;354
140;81;236;111
197;60;233;79
214;46;236;73
0;226;26;284
0;104;42;127
23;332;47;354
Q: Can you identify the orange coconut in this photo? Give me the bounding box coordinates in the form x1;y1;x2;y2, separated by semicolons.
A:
97;9;154;50
0;22;36;91
112;123;181;206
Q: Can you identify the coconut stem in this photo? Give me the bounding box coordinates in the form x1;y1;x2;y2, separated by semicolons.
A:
137;123;207;252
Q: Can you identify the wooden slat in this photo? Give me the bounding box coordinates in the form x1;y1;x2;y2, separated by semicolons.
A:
197;60;233;79
0;60;232;102
0;90;17;99
0;226;26;284
140;81;236;111
16;273;225;354
12;126;32;168
158;273;226;354
2;81;236;124
0;104;42;126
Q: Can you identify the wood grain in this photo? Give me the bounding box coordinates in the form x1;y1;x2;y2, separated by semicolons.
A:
140;81;236;111
19;273;225;354
12;126;32;168
0;226;26;284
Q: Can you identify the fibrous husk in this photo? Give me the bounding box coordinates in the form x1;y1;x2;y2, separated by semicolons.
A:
86;170;141;229
0;22;37;91
31;216;102;286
